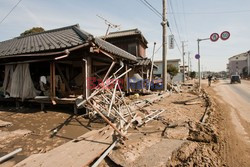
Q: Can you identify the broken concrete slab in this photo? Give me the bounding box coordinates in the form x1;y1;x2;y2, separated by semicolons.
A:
130;139;184;167
162;126;189;140
0;120;13;127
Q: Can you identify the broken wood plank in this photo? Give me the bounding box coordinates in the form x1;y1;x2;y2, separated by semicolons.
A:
14;126;114;167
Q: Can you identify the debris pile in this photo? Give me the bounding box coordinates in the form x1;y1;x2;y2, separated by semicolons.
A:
166;88;222;167
77;68;168;139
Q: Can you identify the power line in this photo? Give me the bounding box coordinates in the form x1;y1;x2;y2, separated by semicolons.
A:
143;0;162;17
137;0;162;19
168;9;250;15
181;0;189;41
169;0;182;44
137;0;182;56
0;0;23;25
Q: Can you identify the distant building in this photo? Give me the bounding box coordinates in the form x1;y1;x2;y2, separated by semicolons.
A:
153;59;181;77
228;52;249;76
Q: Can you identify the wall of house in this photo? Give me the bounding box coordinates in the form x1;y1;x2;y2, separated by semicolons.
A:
228;59;247;75
154;61;180;77
106;36;146;58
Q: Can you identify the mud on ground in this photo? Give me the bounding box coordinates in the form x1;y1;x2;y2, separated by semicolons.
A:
0;105;105;166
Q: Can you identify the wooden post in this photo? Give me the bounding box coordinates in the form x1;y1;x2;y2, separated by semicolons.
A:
141;66;144;91
55;63;72;93
125;64;129;93
50;62;56;105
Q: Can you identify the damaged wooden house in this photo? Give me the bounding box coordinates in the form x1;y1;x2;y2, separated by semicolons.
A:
103;28;157;92
0;24;137;111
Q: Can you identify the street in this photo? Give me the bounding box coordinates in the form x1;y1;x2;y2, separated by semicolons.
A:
211;79;250;166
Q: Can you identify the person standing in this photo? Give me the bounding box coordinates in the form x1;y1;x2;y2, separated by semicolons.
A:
208;75;212;86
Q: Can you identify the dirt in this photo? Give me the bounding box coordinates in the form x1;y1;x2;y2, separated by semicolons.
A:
2;81;246;166
101;84;211;166
0;105;105;165
205;84;250;167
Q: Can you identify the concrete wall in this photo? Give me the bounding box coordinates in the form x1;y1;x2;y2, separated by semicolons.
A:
154;60;180;77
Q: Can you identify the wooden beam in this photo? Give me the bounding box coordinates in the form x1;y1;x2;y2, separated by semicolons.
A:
50;62;56;105
125;64;129;93
55;63;72;93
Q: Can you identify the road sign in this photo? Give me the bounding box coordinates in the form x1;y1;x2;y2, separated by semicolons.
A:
220;31;230;40
210;33;219;42
168;35;174;49
195;54;200;59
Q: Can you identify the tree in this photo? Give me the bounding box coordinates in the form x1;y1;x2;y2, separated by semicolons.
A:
167;64;178;80
20;27;45;36
190;71;196;79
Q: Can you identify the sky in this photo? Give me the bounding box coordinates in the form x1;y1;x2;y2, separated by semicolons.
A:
0;0;250;72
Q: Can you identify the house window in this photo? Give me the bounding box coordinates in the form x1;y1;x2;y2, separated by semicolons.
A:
128;43;137;56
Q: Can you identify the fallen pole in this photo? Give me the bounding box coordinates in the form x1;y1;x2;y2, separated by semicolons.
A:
0;148;22;163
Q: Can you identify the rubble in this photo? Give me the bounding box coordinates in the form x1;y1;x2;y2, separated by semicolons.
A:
0;120;13;127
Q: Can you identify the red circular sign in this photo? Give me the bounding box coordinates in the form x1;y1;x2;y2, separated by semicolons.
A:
210;33;219;42
220;31;230;40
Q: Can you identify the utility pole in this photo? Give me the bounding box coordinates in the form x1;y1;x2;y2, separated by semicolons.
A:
162;0;168;91
182;41;185;83
188;52;191;77
181;41;188;82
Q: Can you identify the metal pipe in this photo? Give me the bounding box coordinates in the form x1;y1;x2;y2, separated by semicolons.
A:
148;42;156;91
0;148;22;163
77;68;132;108
108;80;118;116
91;139;119;167
103;61;116;82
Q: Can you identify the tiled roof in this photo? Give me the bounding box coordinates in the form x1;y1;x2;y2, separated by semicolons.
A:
0;24;137;61
0;24;88;57
136;58;152;66
104;29;148;44
94;38;137;61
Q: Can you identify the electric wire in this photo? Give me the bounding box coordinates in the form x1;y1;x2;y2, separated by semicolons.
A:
137;0;182;56
0;0;23;25
169;0;182;44
137;0;162;19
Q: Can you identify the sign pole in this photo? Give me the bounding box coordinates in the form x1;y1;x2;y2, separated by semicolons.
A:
196;31;230;89
197;39;201;90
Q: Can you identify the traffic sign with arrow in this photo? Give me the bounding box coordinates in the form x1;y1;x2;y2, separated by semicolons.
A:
210;33;219;42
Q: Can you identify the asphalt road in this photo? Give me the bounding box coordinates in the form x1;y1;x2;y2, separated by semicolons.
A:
213;79;250;144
